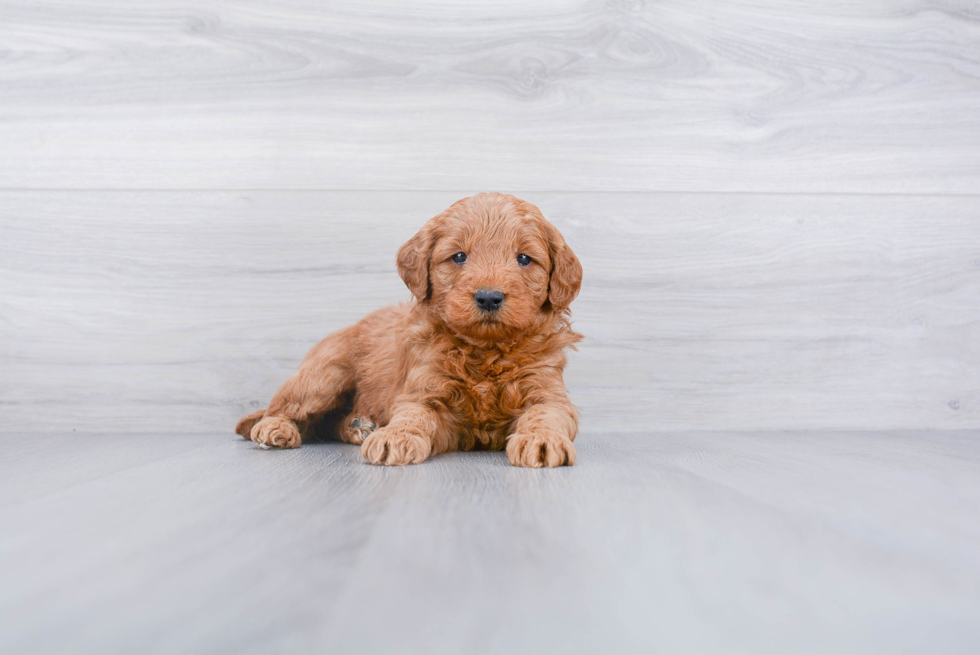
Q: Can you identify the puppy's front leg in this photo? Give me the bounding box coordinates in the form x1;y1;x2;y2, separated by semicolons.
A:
361;402;439;466
507;399;578;468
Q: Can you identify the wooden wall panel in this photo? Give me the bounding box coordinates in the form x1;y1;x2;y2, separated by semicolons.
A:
0;1;978;192
2;191;977;432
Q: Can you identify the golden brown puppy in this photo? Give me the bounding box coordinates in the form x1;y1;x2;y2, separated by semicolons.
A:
235;192;583;467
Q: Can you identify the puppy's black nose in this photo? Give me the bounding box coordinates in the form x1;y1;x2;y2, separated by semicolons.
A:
474;289;505;312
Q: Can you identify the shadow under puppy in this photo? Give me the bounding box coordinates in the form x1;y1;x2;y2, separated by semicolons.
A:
236;192;583;467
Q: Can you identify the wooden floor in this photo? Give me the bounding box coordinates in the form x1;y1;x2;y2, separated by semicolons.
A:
1;430;979;654
2;0;979;652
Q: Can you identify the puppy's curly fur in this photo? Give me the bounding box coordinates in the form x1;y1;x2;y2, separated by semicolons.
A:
235;192;583;467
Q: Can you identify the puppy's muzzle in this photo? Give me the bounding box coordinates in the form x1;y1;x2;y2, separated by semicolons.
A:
474;288;505;312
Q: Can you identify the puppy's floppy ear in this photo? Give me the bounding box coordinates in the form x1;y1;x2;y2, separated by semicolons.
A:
544;222;583;311
397;218;439;301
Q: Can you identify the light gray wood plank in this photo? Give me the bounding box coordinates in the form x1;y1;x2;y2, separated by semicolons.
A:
2;190;978;433
0;1;978;192
1;430;978;654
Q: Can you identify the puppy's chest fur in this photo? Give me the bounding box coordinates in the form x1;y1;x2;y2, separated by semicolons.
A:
437;341;544;447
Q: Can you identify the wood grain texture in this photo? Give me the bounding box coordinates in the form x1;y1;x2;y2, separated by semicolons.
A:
1;190;978;433
1;0;979;192
1;430;978;654
2;3;979;652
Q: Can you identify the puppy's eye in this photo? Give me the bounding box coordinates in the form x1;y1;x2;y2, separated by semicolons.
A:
516;253;532;267
451;252;467;264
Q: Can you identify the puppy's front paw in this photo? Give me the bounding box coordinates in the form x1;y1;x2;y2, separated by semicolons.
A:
507;431;576;468
361;427;431;466
250;416;302;450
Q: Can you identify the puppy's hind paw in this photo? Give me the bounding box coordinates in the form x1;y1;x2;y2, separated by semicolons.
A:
235;409;266;439
250;416;302;450
344;417;377;445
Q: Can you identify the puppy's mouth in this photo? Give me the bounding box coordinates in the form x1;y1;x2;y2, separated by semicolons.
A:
472;314;523;336
476;312;519;331
459;312;507;333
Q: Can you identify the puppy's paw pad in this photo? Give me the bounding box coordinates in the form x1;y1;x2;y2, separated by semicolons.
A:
506;432;575;468
250;417;302;449
361;427;431;466
346;417;377;445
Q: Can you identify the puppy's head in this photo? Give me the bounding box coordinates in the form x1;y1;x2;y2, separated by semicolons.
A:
397;193;582;339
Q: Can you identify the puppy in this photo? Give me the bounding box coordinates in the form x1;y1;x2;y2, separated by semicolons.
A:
235;192;583;467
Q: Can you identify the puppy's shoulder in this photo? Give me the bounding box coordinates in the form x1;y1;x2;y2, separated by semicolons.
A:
354;301;430;341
